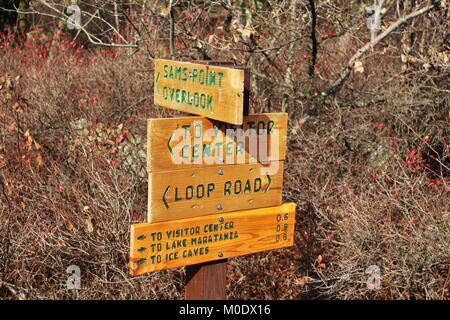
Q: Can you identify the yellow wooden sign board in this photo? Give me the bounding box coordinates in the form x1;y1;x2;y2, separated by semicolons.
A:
130;203;296;275
153;59;245;125
147;113;288;172
148;161;283;222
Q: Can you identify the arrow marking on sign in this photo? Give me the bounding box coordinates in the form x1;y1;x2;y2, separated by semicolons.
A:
163;185;170;209
265;174;272;193
167;131;174;155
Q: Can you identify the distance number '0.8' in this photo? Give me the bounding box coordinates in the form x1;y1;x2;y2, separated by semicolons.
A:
275;213;289;242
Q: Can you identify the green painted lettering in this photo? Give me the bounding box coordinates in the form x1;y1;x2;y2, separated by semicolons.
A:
234;180;242;194
192;144;200;159
203;143;212;157
175;66;181;80
186;185;194;200
244;180;251;193
199;69;205;85
209;71;215;86
182;125;190;139
218;72;224;87
175;187;182;201
207;96;213;110
194;92;199;107
207;183;215;197
200;94;206;109
254;178;262;192
197;184;204;198
192;68;198;83
224;181;231;196
226;142;233;156
194;123;202;139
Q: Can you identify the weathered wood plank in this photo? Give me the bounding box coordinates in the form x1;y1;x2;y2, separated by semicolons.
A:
147;113;287;172
153;59;245;125
130;203;296;276
185;259;227;300
148;161;283;222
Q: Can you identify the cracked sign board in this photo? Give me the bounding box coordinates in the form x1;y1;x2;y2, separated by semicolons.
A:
153;59;245;125
130;203;296;275
146;113;288;172
148;162;283;222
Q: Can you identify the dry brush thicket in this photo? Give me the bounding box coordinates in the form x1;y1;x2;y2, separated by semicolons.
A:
0;0;449;299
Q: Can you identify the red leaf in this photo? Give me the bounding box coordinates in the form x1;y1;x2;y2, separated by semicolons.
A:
317;255;323;264
326;233;334;242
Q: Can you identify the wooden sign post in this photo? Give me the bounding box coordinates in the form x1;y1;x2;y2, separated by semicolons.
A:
128;59;297;301
185;259;227;300
181;61;248;300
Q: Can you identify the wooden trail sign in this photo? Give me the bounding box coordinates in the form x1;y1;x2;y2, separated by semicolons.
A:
148;161;283;222
147;113;288;172
130;203;296;276
153;59;245;125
